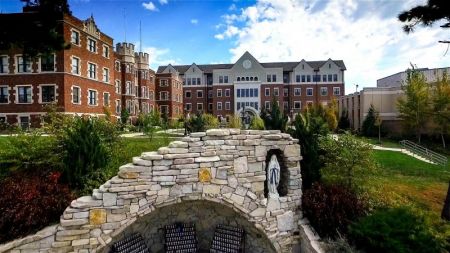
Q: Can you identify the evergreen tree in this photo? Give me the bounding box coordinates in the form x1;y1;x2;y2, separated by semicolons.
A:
261;98;286;131
361;104;378;137
338;108;351;130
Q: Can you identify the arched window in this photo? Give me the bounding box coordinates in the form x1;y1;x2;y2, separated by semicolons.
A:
246;77;250;81
250;77;254;81
237;77;241;81
255;76;258;81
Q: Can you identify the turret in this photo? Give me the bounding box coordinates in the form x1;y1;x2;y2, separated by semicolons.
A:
115;42;135;63
135;52;149;69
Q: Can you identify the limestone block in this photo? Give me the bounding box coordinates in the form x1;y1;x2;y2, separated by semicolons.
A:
167;148;189;154
233;156;248;174
248;162;263;172
72;239;90;246
73;212;89;219
169;141;189;148
284;144;301;157
153;159;173;166
221;145;236;150
195;156;220;163
173;158;195;164
107;213;126;223
201;150;217;157
228;176;238;188
180;168;199;175
216;167;228;180
206;129;230;136
267;198;281;211
71;196;102;208
263;134;282;140
244;139;261;146
153;170;180;176
89;209;106;225
229;128;241;135
141;151;163;160
250;208;266;217
255;146;267;157
130;204;139;214
189;141;204;147
157;147;170;155
152;176;175;182
190;132;206;137
232;135;247;140
118;171;139;179
204;140;225;146
203;185;221;195
132;157;152;166
277;211;295;232
230;193;245;205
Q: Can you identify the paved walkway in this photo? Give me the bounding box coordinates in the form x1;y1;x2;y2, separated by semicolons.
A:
371;144;436;164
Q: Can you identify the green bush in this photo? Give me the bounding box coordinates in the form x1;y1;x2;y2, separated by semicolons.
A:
349;207;444;253
203;114;219;129
187;113;219;132
227;114;242;129
250;116;265;130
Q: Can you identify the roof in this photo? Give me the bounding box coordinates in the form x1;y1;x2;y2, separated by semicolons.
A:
156;60;346;74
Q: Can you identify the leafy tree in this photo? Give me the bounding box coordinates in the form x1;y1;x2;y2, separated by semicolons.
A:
0;0;71;57
250;116;265;130
443;182;450;221
397;67;431;143
319;133;376;189
361;104;378;137
338;108;351;130
325;99;338;131
142;110;161;141
431;72;450;148
120;108;130;126
261;98;286;131
289;107;329;189
398;0;450;44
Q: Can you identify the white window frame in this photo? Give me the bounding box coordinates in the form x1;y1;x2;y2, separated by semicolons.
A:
88;89;98;106
294;88;301;96
115;80;121;94
0;55;9;74
185;103;192;111
197;103;203;111
87;37;97;53
160;91;169;101
159;79;168;87
333;87;341;96
40;54;55;72
225;101;230;110
15;85;33;104
265;88;270;97
102;67;110;83
71;56;80;75
306;88;313;96
71;85;81;105
196;90;203;98
0;85;9;104
114;61;121;72
38;84;57;104
185;90;191;98
320;87;328;96
294;101;301;109
225;89;230;97
102;45;110;58
87;62;97;80
16;55;32;73
217;102;222;111
217;89;222;97
70;29;81;46
103;92;110;107
265;101;271;110
274;88;279;96
115;99;121;114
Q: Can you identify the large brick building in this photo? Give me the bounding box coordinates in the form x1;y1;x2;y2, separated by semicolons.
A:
157;52;346;119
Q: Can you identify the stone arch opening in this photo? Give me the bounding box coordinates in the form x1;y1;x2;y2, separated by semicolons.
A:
264;149;290;198
105;200;277;253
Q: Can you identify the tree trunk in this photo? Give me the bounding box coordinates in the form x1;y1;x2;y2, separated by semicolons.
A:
442;181;450;221
441;132;446;149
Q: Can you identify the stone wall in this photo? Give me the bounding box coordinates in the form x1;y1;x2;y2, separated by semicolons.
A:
0;129;304;253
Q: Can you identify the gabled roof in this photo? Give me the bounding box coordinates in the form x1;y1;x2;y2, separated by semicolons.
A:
156;60;346;74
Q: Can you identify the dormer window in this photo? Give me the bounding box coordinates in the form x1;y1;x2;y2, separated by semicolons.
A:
237;77;240;81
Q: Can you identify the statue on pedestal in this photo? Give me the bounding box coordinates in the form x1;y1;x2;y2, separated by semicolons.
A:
267;154;280;198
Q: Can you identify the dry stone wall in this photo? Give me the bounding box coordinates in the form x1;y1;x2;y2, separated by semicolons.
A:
0;129;303;253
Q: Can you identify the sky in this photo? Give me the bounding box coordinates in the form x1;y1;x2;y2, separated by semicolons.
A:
1;0;449;94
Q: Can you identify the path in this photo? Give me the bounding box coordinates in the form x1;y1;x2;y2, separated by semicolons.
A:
371;144;436;164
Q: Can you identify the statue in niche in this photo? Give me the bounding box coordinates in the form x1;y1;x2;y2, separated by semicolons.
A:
267;154;280;198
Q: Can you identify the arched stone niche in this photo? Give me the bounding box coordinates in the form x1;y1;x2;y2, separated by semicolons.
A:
106;200;277;253
0;129;303;253
264;149;290;198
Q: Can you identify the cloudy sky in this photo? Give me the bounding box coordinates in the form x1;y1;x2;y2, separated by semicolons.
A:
1;0;449;94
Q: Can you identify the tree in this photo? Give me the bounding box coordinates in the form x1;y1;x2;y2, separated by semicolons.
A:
431;72;450;148
443;181;450;221
289;107;329;189
250;116;265;130
325;99;338;131
338;108;351;130
319;133;376;189
261;98;286;131
142;110;161;141
120;108;130;126
398;0;450;44
0;0;71;57
397;67;430;143
361;104;378;137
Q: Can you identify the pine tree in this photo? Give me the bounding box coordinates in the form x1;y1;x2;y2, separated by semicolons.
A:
361;104;378;137
338;108;351;130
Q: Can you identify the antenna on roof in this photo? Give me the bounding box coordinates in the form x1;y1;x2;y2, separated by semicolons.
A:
123;8;127;43
139;20;142;52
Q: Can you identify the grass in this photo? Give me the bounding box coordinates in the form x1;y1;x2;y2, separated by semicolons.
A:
355;135;402;148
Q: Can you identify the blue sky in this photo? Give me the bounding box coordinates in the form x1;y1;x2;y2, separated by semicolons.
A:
1;0;449;94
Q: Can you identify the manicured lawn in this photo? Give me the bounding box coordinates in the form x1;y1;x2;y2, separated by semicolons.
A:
355;135;402;148
368;150;450;217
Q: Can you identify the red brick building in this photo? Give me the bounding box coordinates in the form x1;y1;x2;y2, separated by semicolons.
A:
156;52;346;119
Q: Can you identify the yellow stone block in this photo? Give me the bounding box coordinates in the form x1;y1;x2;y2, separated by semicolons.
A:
89;209;106;225
199;168;211;183
118;171;139;179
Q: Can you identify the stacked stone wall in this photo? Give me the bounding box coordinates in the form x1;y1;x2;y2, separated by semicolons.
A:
0;129;303;253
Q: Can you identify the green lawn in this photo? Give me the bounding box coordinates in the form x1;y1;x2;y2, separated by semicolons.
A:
355;135;402;148
368;150;450;217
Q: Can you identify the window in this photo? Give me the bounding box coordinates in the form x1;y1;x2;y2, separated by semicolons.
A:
17;86;32;103
17;56;31;73
333;74;338;82
102;68;109;83
0;86;8;103
294;88;301;96
160;91;168;100
217;89;222;97
0;56;8;73
103;45;109;58
126;64;131;73
217;102;222;110
225;102;230;110
88;90;97;105
237;77;241;81
225;89;230;97
160;79;168;87
71;57;80;75
185;103;192;111
40;55;55;72
272;74;276;82
115;80;121;94
115;61;121;72
306;88;313;96
160;105;169;115
283;101;288;110
126;100;133;113
149;91;154;100
254;88;258;97
274;88;279;96
328;74;332;82
19;116;30;130
103;92;110;106
313;75;321;82
197;78;201;85
301;75;306;82
208;103;213;111
88;63;96;79
322;75;327;82
197;103;203;111
224;76;228;83
135;85;138;96
245;89;249;97
185;91;191;98
72;86;80;104
197;90;203;98
284;88;288;97
266;74;271;82
320;87;328;96
265;101;270;110
296;75;300;83
237;89;240;98
250;88;254;97
71;30;80;45
294;101;301;109
115;100;121;114
306;75;311;82
41;85;55;103
333;87;341;96
265;88;270;97
88;38;97;53
219;76;223;84
192;78;197;85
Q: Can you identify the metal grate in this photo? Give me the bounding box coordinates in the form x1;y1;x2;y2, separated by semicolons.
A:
110;233;150;253
165;223;198;253
210;225;245;253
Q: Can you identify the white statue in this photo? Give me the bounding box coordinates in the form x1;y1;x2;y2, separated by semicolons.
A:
267;154;280;198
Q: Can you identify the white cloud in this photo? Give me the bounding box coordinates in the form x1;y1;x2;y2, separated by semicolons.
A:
229;4;237;11
190;19;198;25
215;0;449;93
159;0;168;5
142;1;158;11
141;46;181;69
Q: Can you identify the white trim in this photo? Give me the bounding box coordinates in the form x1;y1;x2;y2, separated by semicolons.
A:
71;85;82;105
306;88;313;96
87;89;98;106
196;89;204;98
196;102;203;111
14;54;32;74
38;84;58;104
294;88;301;96
225;101;231;110
293;100;302;109
15;85;33;104
70;28;81;47
102;67;110;83
115;99;121;114
265;88;270;97
71;56;81;76
217;89;222;97
0;55;10;75
86;36;98;53
87;61;97;80
103;92;110;107
102;45;110;59
217;102;222;110
320;87;328;96
273;87;279;96
333;87;341;96
0;85;10;104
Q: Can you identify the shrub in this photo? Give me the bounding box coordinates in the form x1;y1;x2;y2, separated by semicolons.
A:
250;116;265;130
187;113;219;132
361;104;378;137
203;113;219;129
349;207;444;253
0;171;74;243
142;110;161;141
302;183;368;238
260;98;286;131
227;114;242;129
